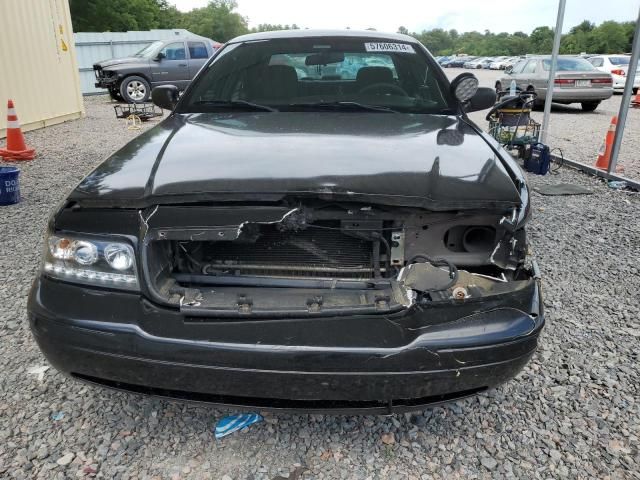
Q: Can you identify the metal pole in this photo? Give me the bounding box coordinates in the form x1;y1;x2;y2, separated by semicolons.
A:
608;5;640;173
540;0;566;144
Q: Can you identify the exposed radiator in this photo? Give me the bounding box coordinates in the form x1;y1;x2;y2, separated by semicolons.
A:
197;226;375;278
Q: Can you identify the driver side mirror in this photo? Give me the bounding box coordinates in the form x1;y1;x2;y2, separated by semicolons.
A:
154;52;165;62
151;85;179;110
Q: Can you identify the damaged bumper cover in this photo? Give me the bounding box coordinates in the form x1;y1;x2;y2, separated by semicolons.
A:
28;271;544;413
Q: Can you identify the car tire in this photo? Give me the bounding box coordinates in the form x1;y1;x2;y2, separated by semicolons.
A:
120;75;151;104
581;101;600;112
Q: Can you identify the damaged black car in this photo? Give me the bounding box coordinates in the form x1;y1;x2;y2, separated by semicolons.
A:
28;30;544;413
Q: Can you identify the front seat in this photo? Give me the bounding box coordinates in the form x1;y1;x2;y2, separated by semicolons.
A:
355;66;394;91
248;65;299;100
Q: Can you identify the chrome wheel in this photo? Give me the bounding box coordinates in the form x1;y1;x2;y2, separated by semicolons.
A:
126;81;146;102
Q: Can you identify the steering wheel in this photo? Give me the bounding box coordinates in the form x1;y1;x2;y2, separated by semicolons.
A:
485;91;537;121
359;82;408;96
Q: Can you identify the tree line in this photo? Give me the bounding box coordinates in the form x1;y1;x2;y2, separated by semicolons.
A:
69;0;294;41
407;20;635;56
70;0;634;55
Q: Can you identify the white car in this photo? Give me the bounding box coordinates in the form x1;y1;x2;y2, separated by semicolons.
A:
490;57;518;70
587;55;640;94
465;57;492;69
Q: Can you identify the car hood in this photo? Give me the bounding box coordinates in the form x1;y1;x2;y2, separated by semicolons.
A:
95;57;148;68
70;112;523;210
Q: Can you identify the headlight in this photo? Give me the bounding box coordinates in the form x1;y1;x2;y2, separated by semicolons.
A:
43;234;139;291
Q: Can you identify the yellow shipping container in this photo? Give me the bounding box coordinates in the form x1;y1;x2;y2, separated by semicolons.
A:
0;0;84;138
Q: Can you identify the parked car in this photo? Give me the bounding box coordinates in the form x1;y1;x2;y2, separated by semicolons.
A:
587;55;640;94
482;59;497;69
496;56;613;111
93;37;219;103
490;57;518;70
465;57;493;69
445;56;474;68
29;30;544;413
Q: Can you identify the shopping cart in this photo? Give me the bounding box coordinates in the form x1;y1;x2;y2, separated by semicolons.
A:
486;90;540;158
113;102;163;122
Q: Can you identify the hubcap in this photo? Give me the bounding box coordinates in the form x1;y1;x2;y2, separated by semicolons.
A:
126;81;146;101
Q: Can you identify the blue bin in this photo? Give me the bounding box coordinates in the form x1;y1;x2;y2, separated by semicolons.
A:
0;166;20;205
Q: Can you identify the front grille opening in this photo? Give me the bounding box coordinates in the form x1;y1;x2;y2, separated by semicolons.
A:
173;220;383;280
72;373;487;413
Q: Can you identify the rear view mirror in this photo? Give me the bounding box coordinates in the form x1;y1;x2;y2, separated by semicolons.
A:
154;52;165;62
151;85;179;110
305;52;345;66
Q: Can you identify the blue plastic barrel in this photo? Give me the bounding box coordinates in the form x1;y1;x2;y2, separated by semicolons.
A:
0;166;20;205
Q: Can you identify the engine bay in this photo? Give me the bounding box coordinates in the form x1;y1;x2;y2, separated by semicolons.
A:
142;202;533;315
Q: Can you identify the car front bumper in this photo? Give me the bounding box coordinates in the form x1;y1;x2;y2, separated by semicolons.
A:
28;275;544;413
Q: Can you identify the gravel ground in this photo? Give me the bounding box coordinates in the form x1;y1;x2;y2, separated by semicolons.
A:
445;68;640;181
1;95;639;479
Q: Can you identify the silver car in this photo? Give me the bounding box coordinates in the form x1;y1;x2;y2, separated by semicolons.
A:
495;56;613;111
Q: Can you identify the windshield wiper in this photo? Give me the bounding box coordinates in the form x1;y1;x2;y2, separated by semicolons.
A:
287;101;399;113
193;100;278;112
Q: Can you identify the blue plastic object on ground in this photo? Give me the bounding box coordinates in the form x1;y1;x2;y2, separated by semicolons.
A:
0;166;20;205
525;143;551;175
214;413;263;439
608;180;628;190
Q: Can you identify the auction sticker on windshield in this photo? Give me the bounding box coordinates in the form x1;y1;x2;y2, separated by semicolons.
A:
365;42;415;53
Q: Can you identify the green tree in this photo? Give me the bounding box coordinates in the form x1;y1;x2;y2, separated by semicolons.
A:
416;28;454;54
154;0;183;29
181;0;249;41
69;0;169;32
529;26;554;53
397;26;409;35
587;21;630;53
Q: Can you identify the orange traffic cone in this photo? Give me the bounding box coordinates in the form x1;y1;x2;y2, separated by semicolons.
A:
631;91;640;108
595;116;620;171
0;100;36;161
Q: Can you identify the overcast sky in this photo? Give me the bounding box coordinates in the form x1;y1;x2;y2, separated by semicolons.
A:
171;0;636;34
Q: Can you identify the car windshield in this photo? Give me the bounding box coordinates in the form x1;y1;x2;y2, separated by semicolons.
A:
180;37;453;114
134;41;164;58
609;56;630;65
542;57;596;71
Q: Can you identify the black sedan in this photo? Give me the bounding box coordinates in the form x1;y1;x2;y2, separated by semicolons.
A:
28;30;544;413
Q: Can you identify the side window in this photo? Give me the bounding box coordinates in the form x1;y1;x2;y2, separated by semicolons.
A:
511;60;526;74
589;58;603;67
522;60;537;74
160;42;186;61
188;42;209;59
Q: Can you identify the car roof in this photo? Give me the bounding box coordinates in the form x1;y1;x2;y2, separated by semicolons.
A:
228;29;418;44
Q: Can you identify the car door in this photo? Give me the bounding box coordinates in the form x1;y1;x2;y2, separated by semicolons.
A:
187;41;211;79
149;41;190;89
518;59;538;90
501;60;527;90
